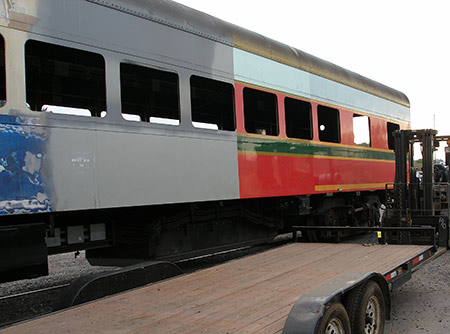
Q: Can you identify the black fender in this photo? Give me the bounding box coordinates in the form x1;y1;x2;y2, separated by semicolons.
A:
283;272;390;334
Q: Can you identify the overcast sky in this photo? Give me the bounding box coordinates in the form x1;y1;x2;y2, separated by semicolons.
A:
175;0;450;155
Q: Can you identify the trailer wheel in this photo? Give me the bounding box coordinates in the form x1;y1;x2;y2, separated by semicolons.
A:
347;280;385;334
315;302;351;334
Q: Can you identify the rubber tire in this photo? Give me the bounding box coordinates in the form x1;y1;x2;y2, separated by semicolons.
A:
315;302;351;334
347;280;385;334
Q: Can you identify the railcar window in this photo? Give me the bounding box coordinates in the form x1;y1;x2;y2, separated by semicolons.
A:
353;114;371;147
0;35;5;107
120;63;179;124
25;40;106;116
243;87;278;136
285;97;312;140
387;122;400;150
190;76;235;131
318;105;340;143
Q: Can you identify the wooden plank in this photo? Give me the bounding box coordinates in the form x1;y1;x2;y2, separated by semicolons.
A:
1;243;431;334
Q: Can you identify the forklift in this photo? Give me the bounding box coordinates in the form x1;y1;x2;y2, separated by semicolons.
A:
383;129;450;247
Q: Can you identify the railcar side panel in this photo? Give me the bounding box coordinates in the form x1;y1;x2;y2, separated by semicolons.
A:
0;1;242;213
0;1;410;214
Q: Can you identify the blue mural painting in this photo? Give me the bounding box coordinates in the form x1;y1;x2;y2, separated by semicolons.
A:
0;115;51;215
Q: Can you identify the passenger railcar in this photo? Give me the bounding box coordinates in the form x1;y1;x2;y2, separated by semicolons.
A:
0;0;409;281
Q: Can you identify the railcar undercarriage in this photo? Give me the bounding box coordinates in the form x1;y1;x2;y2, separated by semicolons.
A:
0;191;382;282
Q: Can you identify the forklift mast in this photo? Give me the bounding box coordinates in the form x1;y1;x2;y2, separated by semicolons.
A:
393;129;437;216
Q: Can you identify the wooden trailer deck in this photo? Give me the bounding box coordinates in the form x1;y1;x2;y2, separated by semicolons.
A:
1;243;433;334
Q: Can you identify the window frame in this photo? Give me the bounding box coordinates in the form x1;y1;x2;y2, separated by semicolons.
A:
24;38;107;118
119;62;180;125
284;96;312;140
387;122;400;150
352;113;371;147
190;75;236;132
317;105;341;143
243;87;279;136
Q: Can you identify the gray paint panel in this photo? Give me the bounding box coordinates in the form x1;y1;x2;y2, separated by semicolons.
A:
45;127;239;211
46;127;98;211
45;124;239;211
95;131;240;208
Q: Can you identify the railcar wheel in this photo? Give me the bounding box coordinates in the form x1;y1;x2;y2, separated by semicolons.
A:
315;302;351;334
347;280;385;334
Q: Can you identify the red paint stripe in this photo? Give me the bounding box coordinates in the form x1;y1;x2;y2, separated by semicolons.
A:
237;153;394;199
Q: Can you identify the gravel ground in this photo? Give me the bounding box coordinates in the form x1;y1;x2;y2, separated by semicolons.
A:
0;251;118;327
1;238;449;333
384;250;450;334
0;251;117;298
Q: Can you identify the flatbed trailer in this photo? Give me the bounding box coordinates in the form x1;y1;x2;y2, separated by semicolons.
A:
0;242;438;334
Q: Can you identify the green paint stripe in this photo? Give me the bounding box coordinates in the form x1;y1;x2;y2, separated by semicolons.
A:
237;136;395;161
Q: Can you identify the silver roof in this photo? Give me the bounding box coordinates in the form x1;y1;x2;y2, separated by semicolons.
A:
87;0;409;107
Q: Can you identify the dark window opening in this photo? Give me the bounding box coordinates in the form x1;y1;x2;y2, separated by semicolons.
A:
318;105;340;143
25;40;106;116
190;75;235;131
353;114;371;147
387;122;400;150
0;35;5;107
120;63;179;124
285;97;312;140
243;87;278;136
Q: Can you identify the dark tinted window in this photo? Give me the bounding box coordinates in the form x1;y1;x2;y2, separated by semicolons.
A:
387;122;400;150
243;87;278;136
285;97;312;140
120;63;179;124
25;40;106;116
318;105;340;143
190;76;235;131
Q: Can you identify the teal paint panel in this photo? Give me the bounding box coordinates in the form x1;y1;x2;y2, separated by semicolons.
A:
233;48;311;96
233;49;410;124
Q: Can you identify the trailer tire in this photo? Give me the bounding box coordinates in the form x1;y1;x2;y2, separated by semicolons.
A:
315;302;351;334
347;280;385;334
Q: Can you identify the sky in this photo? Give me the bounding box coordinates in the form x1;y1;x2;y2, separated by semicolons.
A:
174;0;450;157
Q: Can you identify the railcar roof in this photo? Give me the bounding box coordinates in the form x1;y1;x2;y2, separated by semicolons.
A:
86;0;410;108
